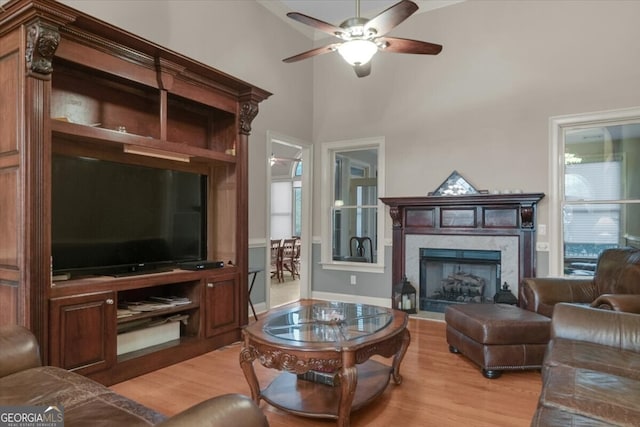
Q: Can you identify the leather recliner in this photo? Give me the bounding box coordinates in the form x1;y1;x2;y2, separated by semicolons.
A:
519;247;640;317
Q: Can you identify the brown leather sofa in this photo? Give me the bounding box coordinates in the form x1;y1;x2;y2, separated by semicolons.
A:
531;303;640;426
520;247;640;317
0;324;269;427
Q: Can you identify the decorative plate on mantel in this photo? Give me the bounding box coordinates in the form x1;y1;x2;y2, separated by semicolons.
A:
428;171;487;196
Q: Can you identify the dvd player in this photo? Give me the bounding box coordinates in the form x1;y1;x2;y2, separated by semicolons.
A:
179;260;225;271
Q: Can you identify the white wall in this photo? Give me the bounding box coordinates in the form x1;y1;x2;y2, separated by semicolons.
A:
311;0;640;250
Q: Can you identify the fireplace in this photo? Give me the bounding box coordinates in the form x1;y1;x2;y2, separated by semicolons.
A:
420;248;501;312
405;233;519;312
381;193;544;313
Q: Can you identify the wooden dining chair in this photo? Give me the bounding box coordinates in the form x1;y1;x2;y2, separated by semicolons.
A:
270;239;283;283
347;236;373;263
293;238;301;278
281;238;299;280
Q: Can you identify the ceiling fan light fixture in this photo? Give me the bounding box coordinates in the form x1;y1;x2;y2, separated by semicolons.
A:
283;0;442;77
337;39;378;66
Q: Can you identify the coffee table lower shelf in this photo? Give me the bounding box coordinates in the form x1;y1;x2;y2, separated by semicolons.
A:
260;359;392;419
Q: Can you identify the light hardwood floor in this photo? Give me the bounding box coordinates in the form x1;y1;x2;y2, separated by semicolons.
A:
110;316;542;427
270;276;300;308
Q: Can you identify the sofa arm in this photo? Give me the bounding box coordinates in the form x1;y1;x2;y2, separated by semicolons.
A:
0;324;42;378
591;294;640;313
551;303;640;353
157;394;269;427
519;277;595;317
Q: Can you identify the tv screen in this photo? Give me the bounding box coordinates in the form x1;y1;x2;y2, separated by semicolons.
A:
52;154;207;277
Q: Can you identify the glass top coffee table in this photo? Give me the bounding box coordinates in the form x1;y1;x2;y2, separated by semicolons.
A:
240;299;410;427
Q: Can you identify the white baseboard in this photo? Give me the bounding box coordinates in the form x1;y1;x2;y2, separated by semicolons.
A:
310;291;391;308
250;294;391;319
250;301;268;317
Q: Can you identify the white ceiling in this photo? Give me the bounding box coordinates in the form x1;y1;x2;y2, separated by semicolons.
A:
258;0;464;39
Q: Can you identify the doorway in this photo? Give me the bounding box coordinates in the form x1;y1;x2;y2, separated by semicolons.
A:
266;131;312;309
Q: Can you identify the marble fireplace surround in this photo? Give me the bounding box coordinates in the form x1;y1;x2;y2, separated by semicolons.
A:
381;193;545;311
405;234;519;304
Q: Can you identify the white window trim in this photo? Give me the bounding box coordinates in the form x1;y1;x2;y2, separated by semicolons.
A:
320;136;385;273
548;106;640;276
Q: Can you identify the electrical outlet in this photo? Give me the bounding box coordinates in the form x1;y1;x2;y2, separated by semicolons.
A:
350;275;357;286
538;224;547;236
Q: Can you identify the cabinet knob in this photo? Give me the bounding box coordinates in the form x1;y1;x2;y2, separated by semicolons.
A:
106;298;114;305
207;282;213;288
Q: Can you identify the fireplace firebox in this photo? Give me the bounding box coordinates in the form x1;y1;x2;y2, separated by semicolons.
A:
381;193;544;312
420;248;501;313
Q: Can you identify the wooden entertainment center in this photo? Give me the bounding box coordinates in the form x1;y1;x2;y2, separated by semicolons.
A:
0;0;270;385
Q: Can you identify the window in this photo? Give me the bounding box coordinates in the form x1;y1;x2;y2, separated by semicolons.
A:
271;181;293;239
293;164;302;237
549;108;640;276
321;137;385;272
270;164;302;239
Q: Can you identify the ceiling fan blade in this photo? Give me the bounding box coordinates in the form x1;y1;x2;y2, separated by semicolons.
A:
365;0;419;37
379;37;443;55
283;43;340;63
354;62;371;78
286;12;344;37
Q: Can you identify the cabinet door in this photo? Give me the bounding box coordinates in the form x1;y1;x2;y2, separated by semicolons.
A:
204;276;238;337
49;291;116;375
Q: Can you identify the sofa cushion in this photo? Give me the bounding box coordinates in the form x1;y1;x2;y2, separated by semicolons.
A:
531;405;620;427
544;338;640;381
0;366;165;426
538;364;640;427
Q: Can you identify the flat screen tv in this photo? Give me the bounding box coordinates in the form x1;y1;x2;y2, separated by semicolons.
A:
51;154;207;278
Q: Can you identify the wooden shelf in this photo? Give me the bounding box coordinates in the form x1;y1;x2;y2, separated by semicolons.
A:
116;336;199;363
51;120;237;164
117;303;198;324
50;268;225;295
261;360;393;418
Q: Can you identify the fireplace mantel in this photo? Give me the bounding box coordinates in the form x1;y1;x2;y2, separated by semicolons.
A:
381;193;545;306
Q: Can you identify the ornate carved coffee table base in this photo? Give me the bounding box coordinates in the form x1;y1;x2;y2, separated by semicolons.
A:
239;300;410;427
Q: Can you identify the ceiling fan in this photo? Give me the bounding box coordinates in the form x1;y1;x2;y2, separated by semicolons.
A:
282;0;442;78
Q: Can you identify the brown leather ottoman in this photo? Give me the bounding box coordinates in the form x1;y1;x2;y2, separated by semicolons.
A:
445;303;551;379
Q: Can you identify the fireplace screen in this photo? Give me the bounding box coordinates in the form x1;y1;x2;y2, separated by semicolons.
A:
419;248;501;313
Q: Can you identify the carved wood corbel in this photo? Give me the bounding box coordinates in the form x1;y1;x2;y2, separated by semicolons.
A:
520;205;534;229
239;101;259;135
389;206;402;228
26;20;60;78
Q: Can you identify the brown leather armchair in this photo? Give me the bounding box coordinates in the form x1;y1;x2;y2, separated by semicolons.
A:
520;247;640;318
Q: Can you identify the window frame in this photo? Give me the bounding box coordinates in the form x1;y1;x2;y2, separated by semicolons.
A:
292;180;302;237
320;136;385;273
548;106;640;276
